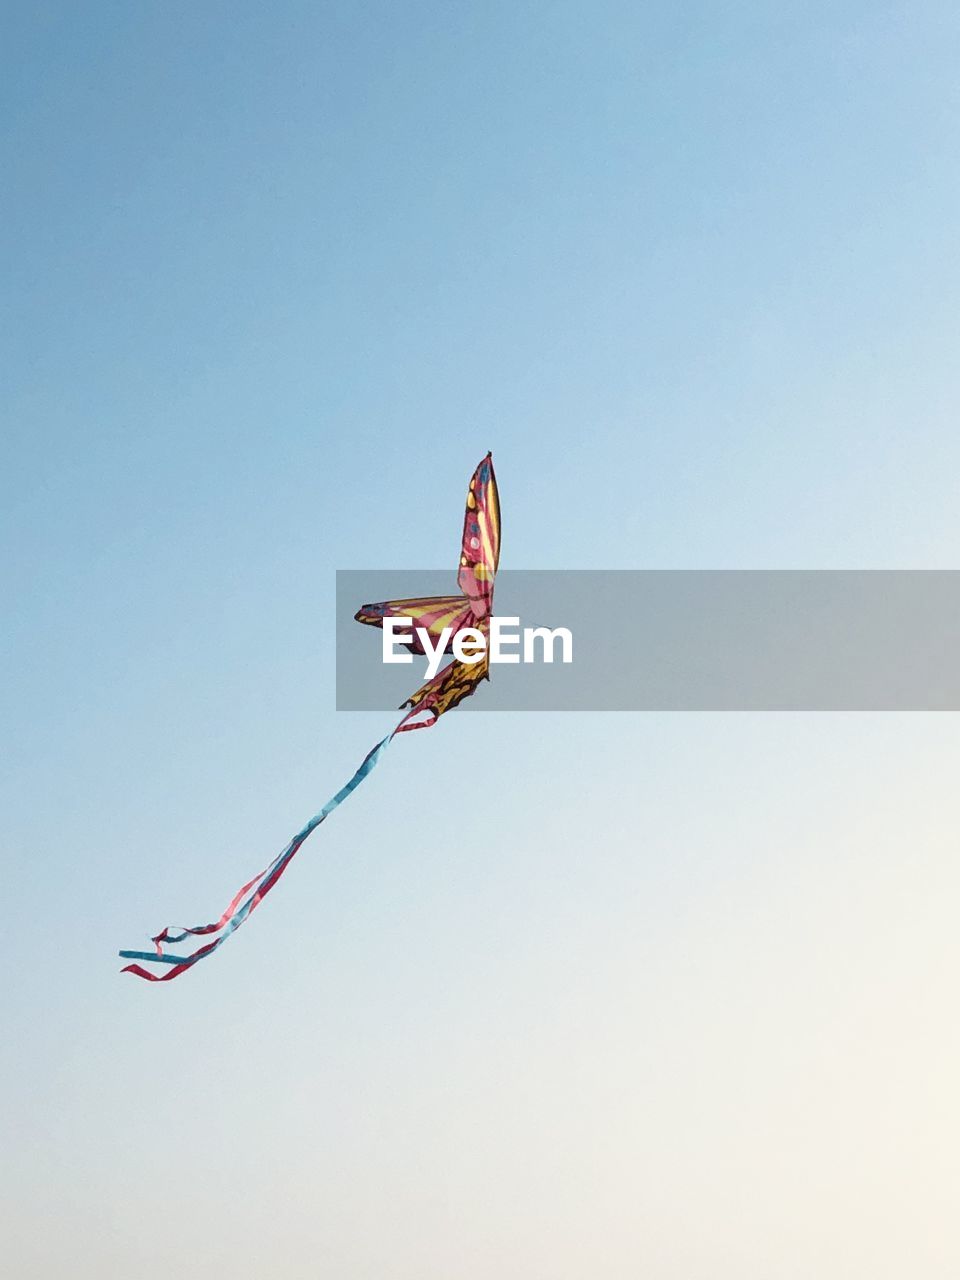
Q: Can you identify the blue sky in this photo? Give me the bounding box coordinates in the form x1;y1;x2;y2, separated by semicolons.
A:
3;4;960;1276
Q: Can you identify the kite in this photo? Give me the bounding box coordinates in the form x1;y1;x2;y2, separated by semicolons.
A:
119;452;500;980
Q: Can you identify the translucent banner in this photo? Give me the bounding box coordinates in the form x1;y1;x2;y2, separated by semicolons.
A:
336;570;960;712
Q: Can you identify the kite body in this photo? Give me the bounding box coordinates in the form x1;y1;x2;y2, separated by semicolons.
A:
355;451;500;728
120;453;500;980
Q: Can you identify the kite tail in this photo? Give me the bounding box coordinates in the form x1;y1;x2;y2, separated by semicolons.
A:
119;719;424;981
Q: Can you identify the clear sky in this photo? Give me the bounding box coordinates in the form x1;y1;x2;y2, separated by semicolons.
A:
3;4;960;1277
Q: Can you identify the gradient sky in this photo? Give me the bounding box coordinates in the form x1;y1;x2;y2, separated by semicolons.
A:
3;4;960;1277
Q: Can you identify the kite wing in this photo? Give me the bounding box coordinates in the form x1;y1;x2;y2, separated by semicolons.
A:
456;452;500;619
397;641;491;731
354;595;476;656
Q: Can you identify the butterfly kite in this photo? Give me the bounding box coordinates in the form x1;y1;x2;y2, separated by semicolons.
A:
120;452;501;980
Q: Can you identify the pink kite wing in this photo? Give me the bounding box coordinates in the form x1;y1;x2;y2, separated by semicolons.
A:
397;639;491;731
456;452;500;618
354;595;477;656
